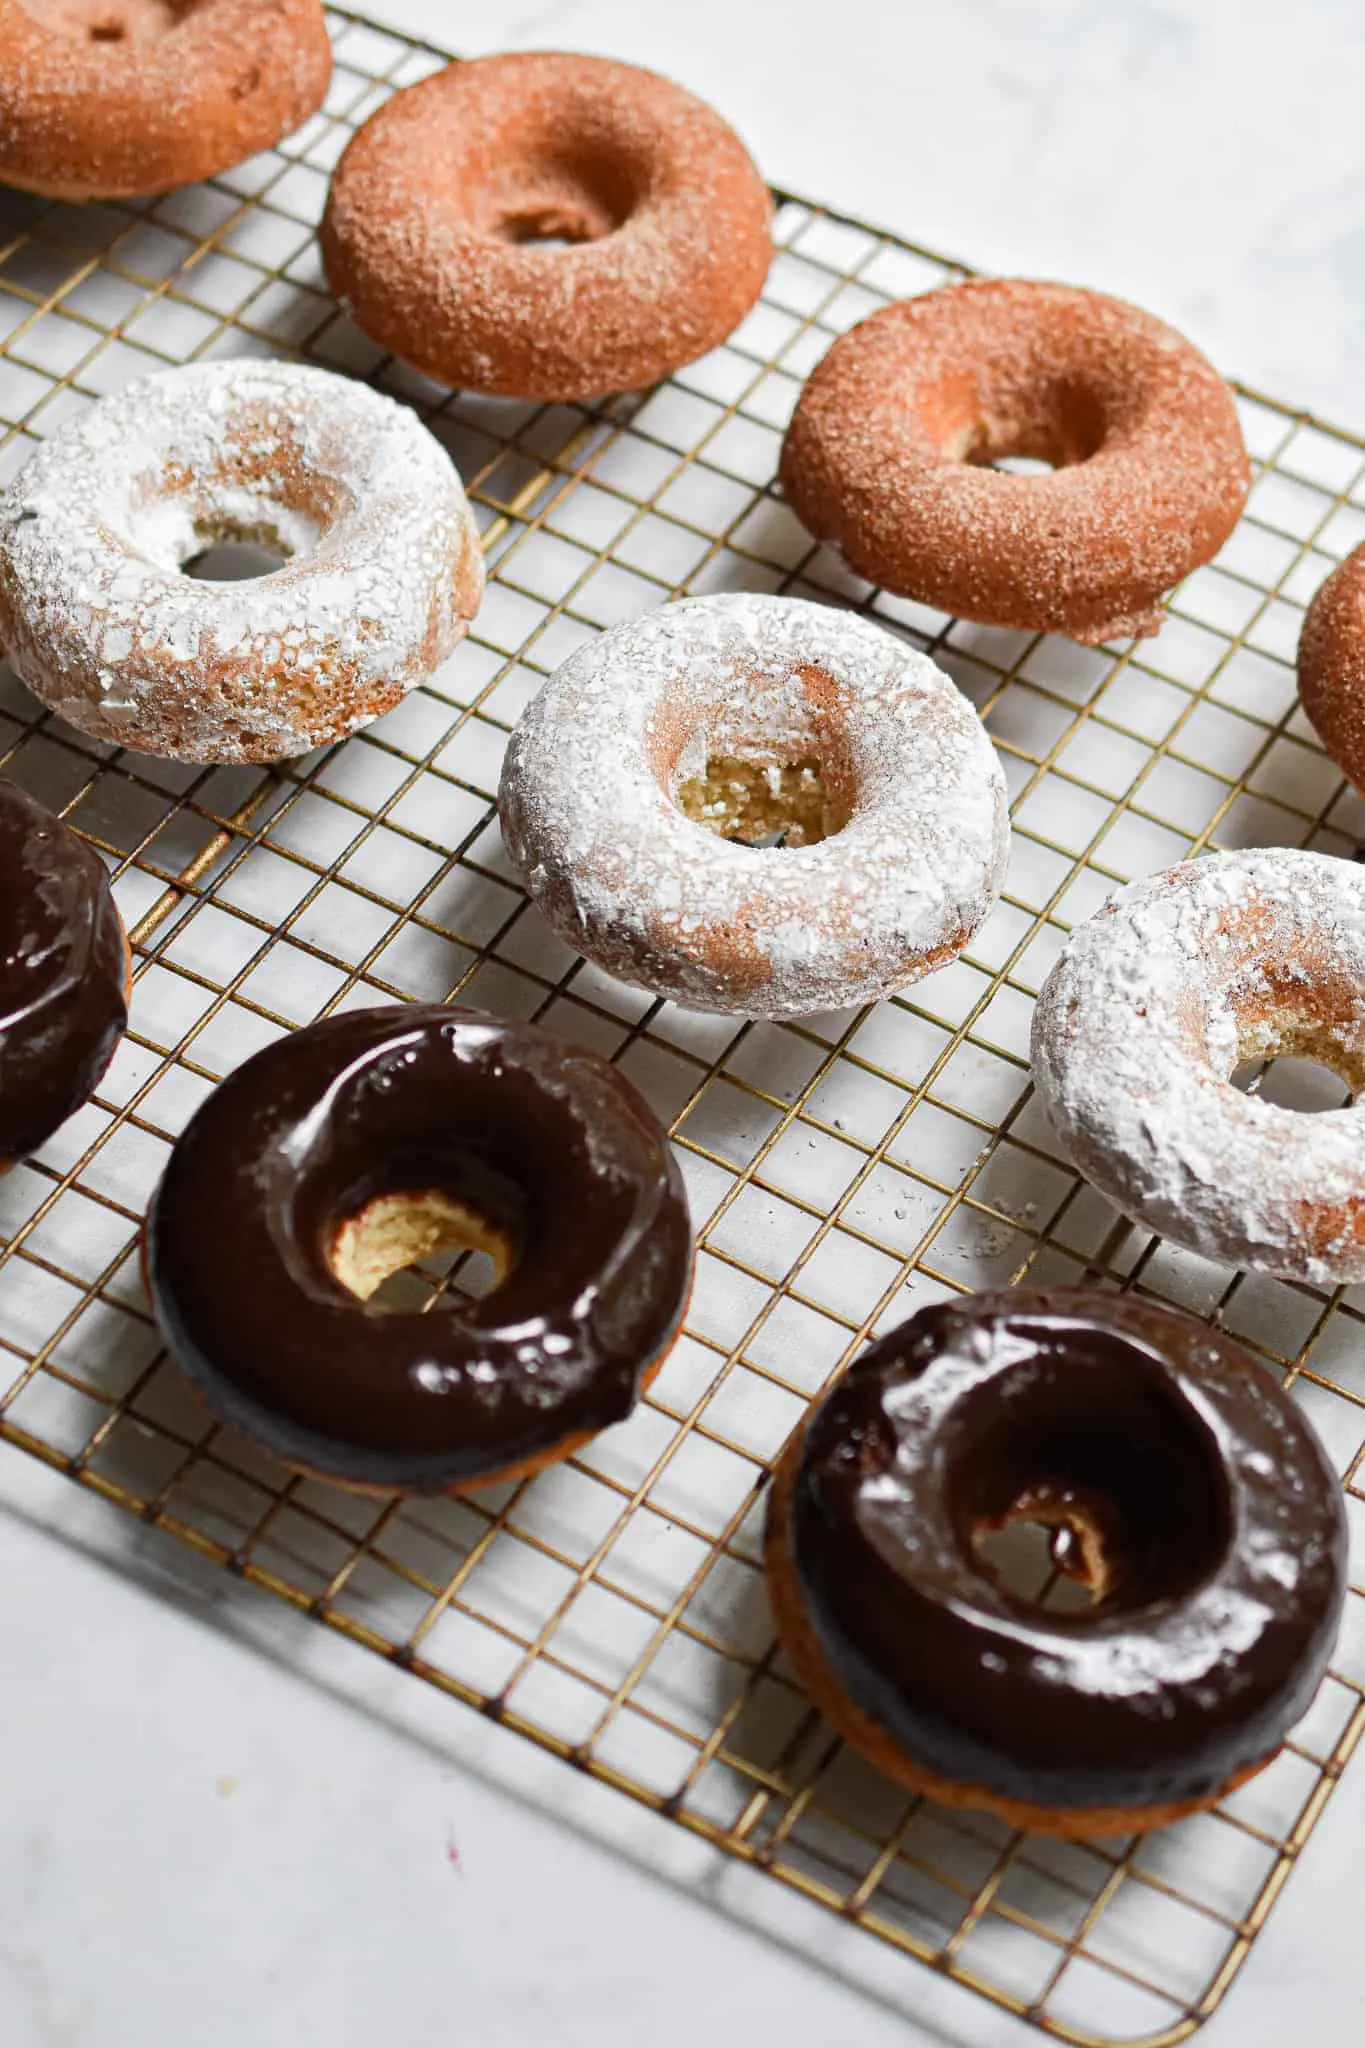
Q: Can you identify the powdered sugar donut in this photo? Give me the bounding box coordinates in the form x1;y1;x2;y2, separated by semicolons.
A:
0;361;483;763
781;280;1250;645
499;595;1009;1018
1032;850;1365;1284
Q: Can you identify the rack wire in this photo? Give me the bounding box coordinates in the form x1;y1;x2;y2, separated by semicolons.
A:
2;11;1364;2043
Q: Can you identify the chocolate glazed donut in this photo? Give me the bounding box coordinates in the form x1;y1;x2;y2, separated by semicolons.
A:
766;1289;1346;1837
0;777;128;1163
145;1007;694;1494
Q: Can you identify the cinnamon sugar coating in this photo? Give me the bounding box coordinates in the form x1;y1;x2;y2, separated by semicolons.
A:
321;51;773;401
780;280;1250;645
0;0;331;201
1298;545;1365;793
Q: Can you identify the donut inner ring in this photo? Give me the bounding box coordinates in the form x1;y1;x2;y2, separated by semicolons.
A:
779;280;1251;646
651;657;859;848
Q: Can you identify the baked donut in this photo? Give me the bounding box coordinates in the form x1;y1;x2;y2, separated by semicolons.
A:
766;1288;1346;1837
498;594;1009;1018
0;0;331;202
0;360;483;764
780;280;1251;645
321;51;773;401
1298;545;1365;792
144;1006;694;1494
0;776;128;1163
1032;849;1365;1283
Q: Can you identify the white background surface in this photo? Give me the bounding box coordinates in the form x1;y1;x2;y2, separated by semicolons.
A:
5;3;1365;2045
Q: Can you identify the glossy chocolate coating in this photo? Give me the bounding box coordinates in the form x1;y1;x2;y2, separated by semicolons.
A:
0;776;127;1161
145;1006;694;1491
787;1289;1347;1814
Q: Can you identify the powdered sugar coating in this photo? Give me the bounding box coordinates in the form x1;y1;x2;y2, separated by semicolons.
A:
499;594;1009;1018
0;360;484;763
781;280;1250;646
321;50;772;401
0;0;330;202
1032;850;1365;1284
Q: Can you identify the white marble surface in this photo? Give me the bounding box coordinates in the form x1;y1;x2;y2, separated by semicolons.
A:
6;4;1365;2046
375;0;1365;434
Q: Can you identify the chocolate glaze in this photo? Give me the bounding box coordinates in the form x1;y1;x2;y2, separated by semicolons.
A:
787;1289;1347;1814
145;1006;694;1491
0;776;127;1162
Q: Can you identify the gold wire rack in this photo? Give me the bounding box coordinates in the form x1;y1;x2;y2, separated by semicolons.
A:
2;11;1364;2044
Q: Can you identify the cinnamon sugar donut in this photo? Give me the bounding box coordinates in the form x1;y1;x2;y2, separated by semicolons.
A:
321;51;773;401
1032;849;1365;1283
0;359;484;763
0;0;331;202
780;280;1251;645
1298;545;1365;792
498;594;1009;1019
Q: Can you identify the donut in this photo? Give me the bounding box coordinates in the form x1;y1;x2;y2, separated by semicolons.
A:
0;0;331;202
780;280;1251;645
1031;849;1365;1284
0;776;128;1163
1298;545;1365;792
498;594;1009;1019
766;1288;1347;1838
144;1006;694;1495
0;360;484;764
320;51;773;401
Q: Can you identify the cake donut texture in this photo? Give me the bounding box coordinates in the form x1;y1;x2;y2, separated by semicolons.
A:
766;1290;1346;1837
0;776;128;1162
1032;850;1365;1283
780;280;1250;644
145;1006;694;1495
498;595;1009;1018
1298;545;1365;794
0;0;331;202
0;361;484;763
321;51;773;400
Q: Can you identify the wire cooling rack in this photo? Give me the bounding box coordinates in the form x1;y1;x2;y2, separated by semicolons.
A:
3;11;1365;2044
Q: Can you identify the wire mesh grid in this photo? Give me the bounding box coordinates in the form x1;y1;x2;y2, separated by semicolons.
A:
2;11;1365;2044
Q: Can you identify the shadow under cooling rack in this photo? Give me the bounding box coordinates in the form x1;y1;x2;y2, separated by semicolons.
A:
3;11;1365;2045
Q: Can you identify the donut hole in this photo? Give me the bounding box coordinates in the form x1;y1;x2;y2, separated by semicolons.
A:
20;0;203;40
486;152;639;248
134;492;325;582
1231;1054;1353;1114
330;1190;517;1314
674;756;850;848
657;663;859;849
933;375;1109;473
986;454;1055;477
495;205;608;250
972;1509;1102;1615
131;430;343;581
183;536;290;583
1227;1003;1364;1111
951;1357;1231;1620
